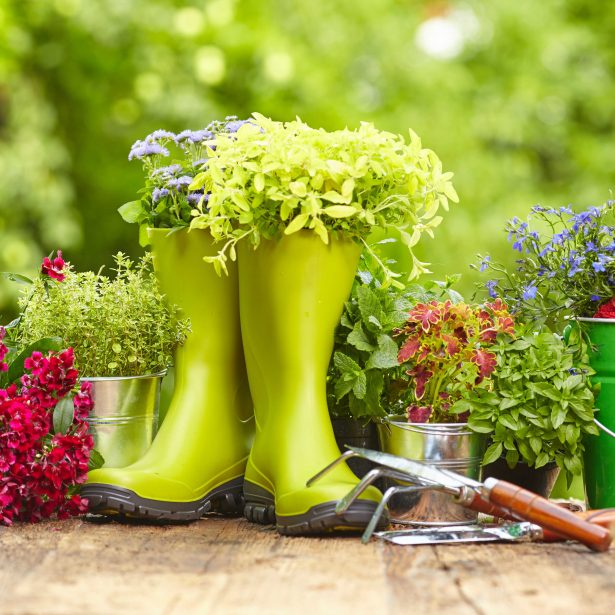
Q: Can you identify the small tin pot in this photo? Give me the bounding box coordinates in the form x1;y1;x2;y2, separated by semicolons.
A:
377;416;486;526
83;371;165;469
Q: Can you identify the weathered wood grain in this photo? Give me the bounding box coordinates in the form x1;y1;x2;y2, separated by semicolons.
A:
0;517;613;615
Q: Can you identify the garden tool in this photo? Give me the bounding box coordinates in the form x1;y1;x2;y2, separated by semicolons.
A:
83;229;254;521
238;232;384;535
309;447;613;551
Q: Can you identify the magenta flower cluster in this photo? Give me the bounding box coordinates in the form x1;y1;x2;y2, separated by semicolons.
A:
0;331;94;525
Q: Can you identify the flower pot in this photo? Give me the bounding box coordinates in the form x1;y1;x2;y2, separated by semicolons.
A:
376;417;486;525
578;317;615;508
331;418;380;479
481;457;560;498
83;372;164;469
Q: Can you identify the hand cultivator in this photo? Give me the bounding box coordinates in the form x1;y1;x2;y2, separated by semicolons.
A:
308;447;615;551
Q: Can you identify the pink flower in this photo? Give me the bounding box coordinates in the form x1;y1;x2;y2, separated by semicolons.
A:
41;250;66;282
595;297;615;319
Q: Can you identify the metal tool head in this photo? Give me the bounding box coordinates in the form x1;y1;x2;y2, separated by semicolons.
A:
344;446;476;491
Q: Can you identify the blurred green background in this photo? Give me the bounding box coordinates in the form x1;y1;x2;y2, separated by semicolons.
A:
1;0;614;315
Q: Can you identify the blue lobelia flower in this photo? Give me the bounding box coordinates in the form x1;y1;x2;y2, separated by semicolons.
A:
479;255;491;272
522;285;538;300
486;280;498;299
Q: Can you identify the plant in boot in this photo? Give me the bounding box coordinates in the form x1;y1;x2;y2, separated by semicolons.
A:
118;117;252;245
395;299;515;423
189;114;458;283
475;201;615;330
14;252;189;377
329;259;464;420
451;327;598;486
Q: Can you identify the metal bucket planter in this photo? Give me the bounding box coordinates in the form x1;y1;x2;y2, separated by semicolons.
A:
377;416;486;525
578;317;615;508
83;371;164;469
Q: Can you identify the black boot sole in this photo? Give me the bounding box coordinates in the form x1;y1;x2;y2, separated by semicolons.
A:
81;476;245;523
243;480;388;535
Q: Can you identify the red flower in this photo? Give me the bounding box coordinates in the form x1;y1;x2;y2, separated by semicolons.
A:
41;250;66;282
595;297;615;319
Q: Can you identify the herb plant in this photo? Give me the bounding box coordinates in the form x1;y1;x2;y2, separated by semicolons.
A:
15;253;189;377
395;299;515;423
328;263;464;420
189;114;458;282
476;201;615;329
118;118;251;245
452;327;598;485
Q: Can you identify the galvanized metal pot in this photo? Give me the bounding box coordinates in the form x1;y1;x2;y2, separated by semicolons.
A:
377;416;486;525
83;372;164;469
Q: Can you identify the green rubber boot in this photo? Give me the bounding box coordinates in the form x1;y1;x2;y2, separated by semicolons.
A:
82;229;253;521
239;231;384;535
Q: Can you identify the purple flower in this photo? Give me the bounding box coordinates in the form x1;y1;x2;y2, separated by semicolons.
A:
145;129;176;142
152;164;183;177
486;280;498;299
192;159;208;167
167;175;193;190
128;141;170;161
559;205;573;215
479;255;491;272
188;130;214;143
226;120;248;133
591;295;602;302
187;192;205;204
522;285;538;300
152;187;170;203
592;255;611;273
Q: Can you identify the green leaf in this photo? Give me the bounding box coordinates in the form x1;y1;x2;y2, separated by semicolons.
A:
482;442;503;465
284;213;309;235
450;399;472;414
321;191;350;204
322;205;357;218
535;452;550;469
53;396;75;435
467;419;494;434
498;415;519;431
0;272;34;286
118;200;144;224
529;437;542;455
364;370;385;416
333;351;361;375
347;323;376;352
366;335;399;369
289;181;307;197
357;286;383;328
334;373;356;400
352;370;367;399
551;406;568;429
254;173;265;192
88;449;105;471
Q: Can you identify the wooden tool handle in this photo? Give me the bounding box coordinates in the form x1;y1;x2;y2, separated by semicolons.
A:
541;509;615;543
483;478;612;552
458;488;519;520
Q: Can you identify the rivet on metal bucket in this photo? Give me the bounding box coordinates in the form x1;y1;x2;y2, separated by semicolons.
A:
83;371;165;468
377;416;486;526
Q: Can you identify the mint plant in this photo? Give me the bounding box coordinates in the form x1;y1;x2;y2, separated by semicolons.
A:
189;114;458;283
15;253;189;377
118;118;251;245
452;327;598;485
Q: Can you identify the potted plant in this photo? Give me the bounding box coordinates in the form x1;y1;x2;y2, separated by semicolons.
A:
188;114;458;534
328;262;463;477
477;201;614;505
12;251;188;469
84;118;255;522
383;298;515;524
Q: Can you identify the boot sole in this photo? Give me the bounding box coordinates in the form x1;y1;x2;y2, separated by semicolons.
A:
81;476;245;522
243;480;388;535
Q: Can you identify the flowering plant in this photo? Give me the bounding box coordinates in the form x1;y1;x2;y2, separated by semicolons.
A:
118;117;251;245
189;114;457;282
329;260;463;420
477;201;615;328
394;299;515;423
451;327;597;484
13;252;189;377
0;328;96;526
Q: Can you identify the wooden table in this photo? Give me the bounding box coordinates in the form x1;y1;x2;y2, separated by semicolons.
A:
0;517;613;614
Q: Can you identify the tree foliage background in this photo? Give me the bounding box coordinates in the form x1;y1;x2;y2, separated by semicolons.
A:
1;0;614;313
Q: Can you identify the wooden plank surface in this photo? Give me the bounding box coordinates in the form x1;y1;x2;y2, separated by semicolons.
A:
0;517;613;615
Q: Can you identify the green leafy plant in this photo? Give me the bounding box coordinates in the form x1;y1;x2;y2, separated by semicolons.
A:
15;253;189;377
118;119;251;245
328;260;464;420
189;114;458;282
452;327;598;485
395;299;515;423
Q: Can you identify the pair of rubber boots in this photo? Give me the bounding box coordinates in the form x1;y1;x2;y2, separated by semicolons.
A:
84;229;383;535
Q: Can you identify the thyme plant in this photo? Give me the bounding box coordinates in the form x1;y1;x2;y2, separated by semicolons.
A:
17;253;189;377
